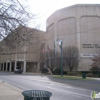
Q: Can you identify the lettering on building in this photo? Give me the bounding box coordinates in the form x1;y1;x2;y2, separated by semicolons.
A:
82;44;100;48
81;53;97;58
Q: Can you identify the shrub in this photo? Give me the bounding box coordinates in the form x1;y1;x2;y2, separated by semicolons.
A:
86;73;93;77
67;72;78;76
90;66;100;72
77;71;82;75
63;71;68;75
53;68;63;75
93;74;99;77
41;68;49;74
97;72;100;77
77;71;82;76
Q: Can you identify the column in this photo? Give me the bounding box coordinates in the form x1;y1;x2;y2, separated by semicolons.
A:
77;20;81;52
37;62;40;72
15;44;17;71
54;23;57;68
55;23;57;42
14;60;17;70
23;60;26;73
6;62;8;71
76;17;81;71
9;62;12;72
0;63;1;71
23;41;26;73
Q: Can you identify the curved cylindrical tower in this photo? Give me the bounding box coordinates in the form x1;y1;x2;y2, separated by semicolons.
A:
46;4;100;71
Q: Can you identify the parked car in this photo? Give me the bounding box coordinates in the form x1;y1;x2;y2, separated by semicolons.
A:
14;69;22;74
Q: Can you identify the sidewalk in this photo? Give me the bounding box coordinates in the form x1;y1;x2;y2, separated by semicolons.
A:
0;80;23;100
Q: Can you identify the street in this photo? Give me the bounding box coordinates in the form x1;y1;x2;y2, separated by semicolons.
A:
0;72;99;100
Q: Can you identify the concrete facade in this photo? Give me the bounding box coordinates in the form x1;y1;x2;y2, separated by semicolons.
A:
46;4;100;71
1;4;100;72
0;26;45;73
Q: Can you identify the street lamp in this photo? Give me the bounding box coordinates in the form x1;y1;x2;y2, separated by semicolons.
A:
57;38;63;77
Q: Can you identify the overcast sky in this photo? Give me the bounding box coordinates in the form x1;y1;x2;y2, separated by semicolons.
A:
23;0;100;30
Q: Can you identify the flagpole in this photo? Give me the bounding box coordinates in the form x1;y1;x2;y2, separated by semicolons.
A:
54;41;57;69
47;45;51;68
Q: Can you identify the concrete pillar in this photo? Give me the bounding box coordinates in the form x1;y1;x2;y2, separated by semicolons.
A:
23;61;26;73
14;60;17;70
6;62;8;71
23;43;26;73
54;23;57;45
54;23;57;68
15;44;17;71
0;63;1;71
9;62;12;72
21;63;23;70
76;20;81;52
76;17;81;71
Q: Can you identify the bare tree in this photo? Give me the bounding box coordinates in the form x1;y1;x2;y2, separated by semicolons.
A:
0;0;35;52
63;46;79;71
0;0;34;39
39;43;45;71
0;0;45;54
90;50;100;71
91;57;100;67
45;49;59;72
0;0;46;72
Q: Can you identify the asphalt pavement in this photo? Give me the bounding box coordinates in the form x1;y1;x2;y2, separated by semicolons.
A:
0;72;100;100
49;77;100;91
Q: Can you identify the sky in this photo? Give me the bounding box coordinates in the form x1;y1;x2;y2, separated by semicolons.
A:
22;0;100;30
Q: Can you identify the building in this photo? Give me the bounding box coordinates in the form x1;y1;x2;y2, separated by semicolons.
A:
0;26;45;73
1;4;100;72
46;4;100;71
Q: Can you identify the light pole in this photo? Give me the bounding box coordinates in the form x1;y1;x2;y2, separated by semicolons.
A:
57;38;63;77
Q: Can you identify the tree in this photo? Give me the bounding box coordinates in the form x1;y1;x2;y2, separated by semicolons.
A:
40;43;45;71
90;56;100;71
0;0;33;39
90;66;100;72
0;0;35;53
0;0;45;55
0;0;45;71
45;49;59;72
63;46;79;71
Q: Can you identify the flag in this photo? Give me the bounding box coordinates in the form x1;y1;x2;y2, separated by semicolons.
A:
42;47;44;53
47;44;50;58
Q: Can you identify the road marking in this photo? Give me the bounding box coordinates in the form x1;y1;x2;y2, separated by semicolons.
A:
14;76;73;87
34;84;90;98
14;76;92;92
0;75;91;98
